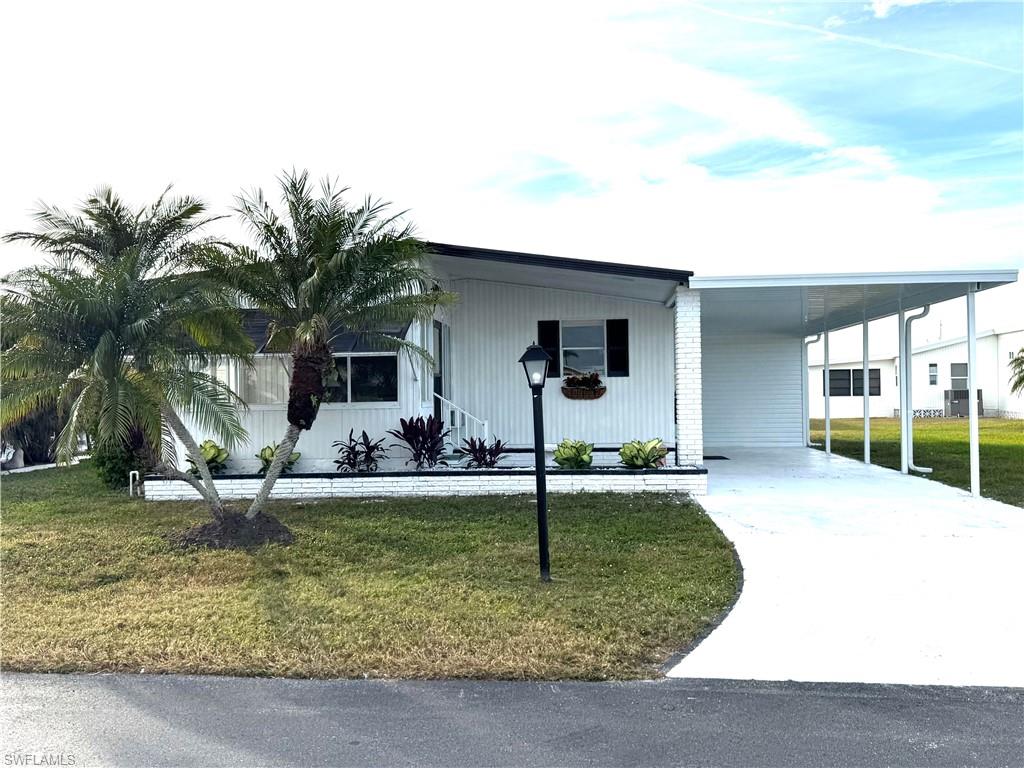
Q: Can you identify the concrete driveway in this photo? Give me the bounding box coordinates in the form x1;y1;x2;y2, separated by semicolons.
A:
668;448;1024;687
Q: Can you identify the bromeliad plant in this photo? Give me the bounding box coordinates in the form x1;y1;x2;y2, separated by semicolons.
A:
187;439;230;476
619;439;668;469
388;415;450;469
553;439;594;469
456;436;509;469
257;442;300;475
333;429;387;472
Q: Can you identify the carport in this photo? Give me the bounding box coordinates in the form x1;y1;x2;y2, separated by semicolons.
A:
691;269;1018;495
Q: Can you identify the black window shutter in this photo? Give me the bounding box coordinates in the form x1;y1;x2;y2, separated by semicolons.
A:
537;320;561;378
607;319;629;377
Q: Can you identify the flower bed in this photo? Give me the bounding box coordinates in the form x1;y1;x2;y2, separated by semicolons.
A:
144;466;708;501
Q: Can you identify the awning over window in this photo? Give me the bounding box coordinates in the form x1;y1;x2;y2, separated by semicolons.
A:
241;310;412;354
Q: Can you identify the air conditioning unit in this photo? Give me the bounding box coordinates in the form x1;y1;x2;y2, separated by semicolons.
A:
944;389;984;418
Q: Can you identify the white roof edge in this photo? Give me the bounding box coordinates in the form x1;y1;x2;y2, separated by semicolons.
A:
689;268;1019;289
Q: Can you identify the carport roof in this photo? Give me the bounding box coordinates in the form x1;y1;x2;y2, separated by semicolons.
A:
690;269;1019;336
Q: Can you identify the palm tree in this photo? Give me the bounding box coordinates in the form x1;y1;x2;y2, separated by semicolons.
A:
1011;348;1024;396
1;187;252;519
201;170;457;518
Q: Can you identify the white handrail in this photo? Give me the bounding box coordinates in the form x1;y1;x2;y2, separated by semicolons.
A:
433;393;489;448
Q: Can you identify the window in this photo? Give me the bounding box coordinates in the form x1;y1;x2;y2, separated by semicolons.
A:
824;369;851;396
242;353;397;405
241;355;292;405
537;319;630;378
951;363;968;391
823;368;881;397
561;321;605;375
928;363;938;386
852;368;881;396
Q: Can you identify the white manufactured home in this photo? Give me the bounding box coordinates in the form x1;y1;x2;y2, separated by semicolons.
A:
808;328;1024;420
169;243;1017;498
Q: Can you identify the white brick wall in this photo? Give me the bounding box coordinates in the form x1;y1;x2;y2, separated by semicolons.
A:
674;286;704;465
144;470;707;501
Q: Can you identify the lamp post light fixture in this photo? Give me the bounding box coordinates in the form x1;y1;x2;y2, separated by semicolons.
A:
518;342;552;582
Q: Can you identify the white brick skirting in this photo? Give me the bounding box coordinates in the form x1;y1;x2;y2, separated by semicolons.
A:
674;286;704;466
144;468;708;501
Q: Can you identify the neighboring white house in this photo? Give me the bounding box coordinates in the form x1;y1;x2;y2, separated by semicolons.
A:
808;328;1024;420
168;242;1018;497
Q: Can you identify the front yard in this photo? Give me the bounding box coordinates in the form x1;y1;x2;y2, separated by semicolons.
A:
810;417;1023;507
1;462;738;680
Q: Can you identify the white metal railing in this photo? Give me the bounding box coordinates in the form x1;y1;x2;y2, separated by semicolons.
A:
433;393;489;451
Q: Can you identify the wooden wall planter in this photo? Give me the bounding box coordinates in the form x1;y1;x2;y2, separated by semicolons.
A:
561;386;607;400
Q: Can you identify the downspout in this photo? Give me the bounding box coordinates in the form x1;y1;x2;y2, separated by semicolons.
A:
904;305;932;474
803;334;822;447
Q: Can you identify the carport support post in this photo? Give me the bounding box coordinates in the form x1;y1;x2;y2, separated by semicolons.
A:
898;302;908;474
823;327;831;455
862;312;870;464
967;284;980;496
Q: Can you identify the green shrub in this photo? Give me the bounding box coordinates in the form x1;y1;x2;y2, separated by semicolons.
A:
186;439;229;476
553;439;593;469
256;443;301;475
619;439;668;469
91;433;154;489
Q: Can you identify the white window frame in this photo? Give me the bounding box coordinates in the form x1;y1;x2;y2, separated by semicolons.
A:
928;363;938;386
245;352;400;410
560;320;607;376
950;362;969;391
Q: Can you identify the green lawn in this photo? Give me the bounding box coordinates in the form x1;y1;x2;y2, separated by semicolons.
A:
810;417;1023;507
0;462;738;680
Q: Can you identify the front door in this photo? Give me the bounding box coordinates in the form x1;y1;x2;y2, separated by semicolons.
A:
433;320;445;422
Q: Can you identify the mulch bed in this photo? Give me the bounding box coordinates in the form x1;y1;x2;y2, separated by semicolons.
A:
167;511;294;550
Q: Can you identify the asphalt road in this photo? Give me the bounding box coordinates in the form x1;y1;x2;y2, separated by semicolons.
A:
1;673;1021;767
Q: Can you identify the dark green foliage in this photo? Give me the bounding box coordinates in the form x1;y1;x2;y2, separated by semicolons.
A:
387;416;450;469
91;429;155;489
333;429;387;472
457;437;509;468
563;372;604;389
1;406;60;465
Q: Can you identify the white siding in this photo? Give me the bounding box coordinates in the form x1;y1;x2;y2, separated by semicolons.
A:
702;328;804;447
448;279;676;447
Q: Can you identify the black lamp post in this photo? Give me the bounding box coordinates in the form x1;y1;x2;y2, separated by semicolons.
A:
518;342;552;582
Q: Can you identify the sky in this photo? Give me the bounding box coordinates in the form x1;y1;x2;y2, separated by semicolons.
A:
1;0;1021;359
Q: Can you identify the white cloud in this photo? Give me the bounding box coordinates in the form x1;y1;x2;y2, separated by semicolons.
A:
0;0;1018;320
870;0;935;19
823;15;846;28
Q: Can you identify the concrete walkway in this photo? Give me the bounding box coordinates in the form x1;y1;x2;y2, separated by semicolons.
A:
668;448;1024;686
3;673;1021;767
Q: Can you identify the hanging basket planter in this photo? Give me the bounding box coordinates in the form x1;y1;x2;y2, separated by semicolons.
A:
561;386;607;400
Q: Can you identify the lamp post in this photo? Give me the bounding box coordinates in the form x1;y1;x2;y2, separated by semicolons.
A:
518;342;552;582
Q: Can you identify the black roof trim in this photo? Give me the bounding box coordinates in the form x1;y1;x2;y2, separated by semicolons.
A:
426;242;693;284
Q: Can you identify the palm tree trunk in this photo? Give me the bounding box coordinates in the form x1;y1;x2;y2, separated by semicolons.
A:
246;423;301;519
160;402;225;518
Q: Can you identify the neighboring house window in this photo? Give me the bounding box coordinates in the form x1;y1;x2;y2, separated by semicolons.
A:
950;363;968;391
823;368;881;396
536;319;630;378
852;368;881;396
824;369;852;396
242;353;398;405
929;363;938;385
